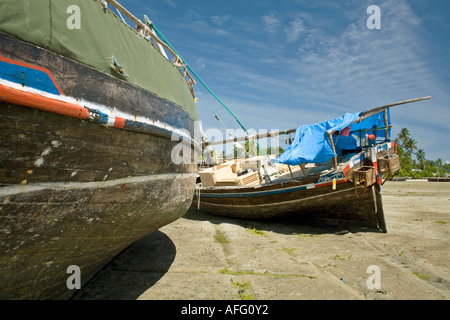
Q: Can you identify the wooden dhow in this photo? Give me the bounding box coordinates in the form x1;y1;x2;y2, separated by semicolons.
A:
0;0;199;299
193;97;431;233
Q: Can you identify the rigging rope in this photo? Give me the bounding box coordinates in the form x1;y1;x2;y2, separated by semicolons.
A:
395;142;450;173
150;20;271;160
150;22;248;131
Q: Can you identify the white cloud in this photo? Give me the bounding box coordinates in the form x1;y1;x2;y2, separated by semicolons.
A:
194;57;206;70
211;15;231;27
182;0;449;160
285;15;306;43
262;12;281;33
289;1;433;107
281;0;450;160
188;20;230;36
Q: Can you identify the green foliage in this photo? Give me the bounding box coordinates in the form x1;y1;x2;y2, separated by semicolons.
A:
394;128;448;178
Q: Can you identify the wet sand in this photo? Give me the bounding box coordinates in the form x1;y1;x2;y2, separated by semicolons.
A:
74;181;449;300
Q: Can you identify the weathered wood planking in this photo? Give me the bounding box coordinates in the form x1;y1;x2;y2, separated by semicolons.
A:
192;145;397;233
0;33;198;299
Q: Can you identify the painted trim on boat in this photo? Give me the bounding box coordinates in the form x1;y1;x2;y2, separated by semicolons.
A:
0;52;64;95
0;53;200;148
199;183;317;198
0;172;197;197
0;78;200;148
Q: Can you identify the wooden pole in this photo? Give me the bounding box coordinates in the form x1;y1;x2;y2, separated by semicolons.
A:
356;96;431;123
300;164;309;177
288;165;294;178
203;128;297;147
324;96;430;169
204;97;430;148
383;109;390;140
327;132;338;171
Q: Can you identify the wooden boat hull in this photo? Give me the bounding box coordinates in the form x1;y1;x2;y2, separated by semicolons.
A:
193;180;385;231
192;143;398;233
0;32;197;299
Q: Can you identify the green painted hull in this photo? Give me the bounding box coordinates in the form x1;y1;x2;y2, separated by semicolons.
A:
0;0;198;120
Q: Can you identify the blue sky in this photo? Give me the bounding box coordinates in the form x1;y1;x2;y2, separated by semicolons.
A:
119;0;449;162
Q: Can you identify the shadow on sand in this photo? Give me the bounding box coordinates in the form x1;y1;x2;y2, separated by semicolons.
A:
72;230;176;300
184;207;384;236
73;206;382;300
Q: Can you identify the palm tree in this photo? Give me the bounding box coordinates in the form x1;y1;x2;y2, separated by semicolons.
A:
417;149;426;170
397;128;410;146
396;128;412;157
405;138;417;152
395;128;415;176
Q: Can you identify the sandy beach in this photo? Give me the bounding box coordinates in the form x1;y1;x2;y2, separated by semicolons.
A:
74;180;449;300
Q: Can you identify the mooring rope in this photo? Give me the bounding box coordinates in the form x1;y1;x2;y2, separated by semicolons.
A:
395;142;450;173
150;20;272;161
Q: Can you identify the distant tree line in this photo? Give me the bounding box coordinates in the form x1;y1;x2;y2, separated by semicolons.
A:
394;128;449;178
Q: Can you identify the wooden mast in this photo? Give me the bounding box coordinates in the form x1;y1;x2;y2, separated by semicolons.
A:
202;96;431;170
202;128;297;147
355;96;431;123
204;96;430;148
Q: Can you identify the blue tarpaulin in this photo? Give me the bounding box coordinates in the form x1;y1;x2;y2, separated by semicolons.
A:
273;110;389;166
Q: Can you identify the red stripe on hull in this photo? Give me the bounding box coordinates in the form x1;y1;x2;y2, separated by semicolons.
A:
114;117;126;128
0;83;89;119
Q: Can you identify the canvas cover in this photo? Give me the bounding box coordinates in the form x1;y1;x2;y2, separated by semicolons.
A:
274;110;389;166
0;0;198;120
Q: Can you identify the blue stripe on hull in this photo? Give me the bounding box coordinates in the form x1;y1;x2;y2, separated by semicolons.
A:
0;60;60;95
